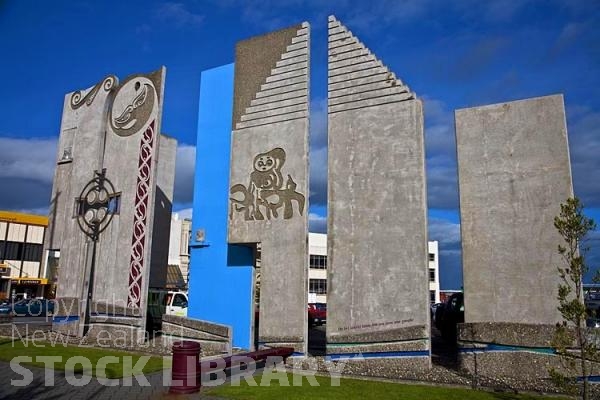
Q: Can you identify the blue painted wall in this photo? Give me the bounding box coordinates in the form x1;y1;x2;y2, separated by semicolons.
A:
188;63;254;350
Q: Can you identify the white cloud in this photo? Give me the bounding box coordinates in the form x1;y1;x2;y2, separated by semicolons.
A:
0;137;57;183
567;105;600;207
173;144;196;205
310;98;327;150
174;207;193;220
428;218;461;246
309;146;327;207
309;212;327;233
309;98;328;207
422;96;460;209
156;3;205;28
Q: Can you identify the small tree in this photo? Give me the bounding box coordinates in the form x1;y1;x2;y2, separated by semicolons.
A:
550;197;598;399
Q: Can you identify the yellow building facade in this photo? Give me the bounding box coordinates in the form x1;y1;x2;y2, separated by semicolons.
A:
0;211;51;299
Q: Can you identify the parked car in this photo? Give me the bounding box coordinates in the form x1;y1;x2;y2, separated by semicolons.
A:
0;302;12;315
434;293;464;342
430;302;442;324
586;317;600;329
585;291;600;313
12;299;55;317
147;290;188;329
308;303;326;326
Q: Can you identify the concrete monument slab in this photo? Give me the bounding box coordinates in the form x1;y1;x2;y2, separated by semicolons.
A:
326;16;430;370
228;23;310;355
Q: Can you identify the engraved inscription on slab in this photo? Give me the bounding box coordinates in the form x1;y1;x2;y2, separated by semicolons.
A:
230;147;305;221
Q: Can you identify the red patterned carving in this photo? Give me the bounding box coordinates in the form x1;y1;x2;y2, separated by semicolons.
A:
128;120;155;307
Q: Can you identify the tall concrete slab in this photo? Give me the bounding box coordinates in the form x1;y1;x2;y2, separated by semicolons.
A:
326;16;430;370
228;23;310;355
455;94;574;382
47;75;117;336
456;94;573;325
48;68;176;343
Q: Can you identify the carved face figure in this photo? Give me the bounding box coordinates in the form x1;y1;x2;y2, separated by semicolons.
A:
250;148;286;191
254;154;276;172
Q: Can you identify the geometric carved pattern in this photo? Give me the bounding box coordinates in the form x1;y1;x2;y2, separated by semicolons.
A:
328;15;415;114
235;22;309;130
127;120;155;308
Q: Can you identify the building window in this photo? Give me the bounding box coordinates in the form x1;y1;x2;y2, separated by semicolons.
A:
309;255;327;269
1;241;22;260
430;290;436;303
309;279;327;294
428;253;435;262
0;241;42;262
429;268;435;282
22;243;43;262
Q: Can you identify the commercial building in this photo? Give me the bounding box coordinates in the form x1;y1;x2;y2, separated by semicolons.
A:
308;233;327;303
428;241;440;304
0;211;51;299
166;213;191;290
308;233;440;305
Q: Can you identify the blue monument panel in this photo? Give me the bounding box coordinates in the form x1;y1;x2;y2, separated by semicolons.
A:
188;64;254;350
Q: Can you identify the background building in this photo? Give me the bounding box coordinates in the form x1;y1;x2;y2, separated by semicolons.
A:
308;233;327;303
0;211;50;299
308;233;440;305
429;241;440;304
166;213;191;290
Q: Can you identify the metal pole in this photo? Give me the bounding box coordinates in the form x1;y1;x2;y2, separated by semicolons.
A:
82;239;97;336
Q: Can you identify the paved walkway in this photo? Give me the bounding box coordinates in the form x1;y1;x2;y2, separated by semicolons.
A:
0;361;227;399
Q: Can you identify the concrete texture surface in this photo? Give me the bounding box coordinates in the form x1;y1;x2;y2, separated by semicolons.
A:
326;16;429;363
455;94;573;325
48;68;176;341
228;24;310;355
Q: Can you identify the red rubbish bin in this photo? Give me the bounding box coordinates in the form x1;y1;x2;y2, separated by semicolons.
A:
169;340;201;394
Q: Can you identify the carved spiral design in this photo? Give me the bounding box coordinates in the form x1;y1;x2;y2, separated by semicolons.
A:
103;76;116;91
70;91;83;108
70;74;118;110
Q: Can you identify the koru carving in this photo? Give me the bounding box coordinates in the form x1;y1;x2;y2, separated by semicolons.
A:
70;75;117;110
230;147;305;221
109;76;157;137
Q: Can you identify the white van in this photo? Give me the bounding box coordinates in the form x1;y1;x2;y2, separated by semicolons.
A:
147;290;188;329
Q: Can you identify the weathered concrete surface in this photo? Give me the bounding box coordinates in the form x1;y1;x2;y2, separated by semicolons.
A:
326;16;429;367
459;350;600;385
160;315;232;355
47;76;116;336
458;322;557;347
47;68;176;341
149;134;177;289
455;94;573;325
458;321;600;383
228;23;310;355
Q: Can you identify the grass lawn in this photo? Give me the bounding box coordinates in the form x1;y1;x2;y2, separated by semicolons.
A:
0;337;168;378
206;373;570;400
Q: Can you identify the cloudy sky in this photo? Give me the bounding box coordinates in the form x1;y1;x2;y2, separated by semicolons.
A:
0;0;598;289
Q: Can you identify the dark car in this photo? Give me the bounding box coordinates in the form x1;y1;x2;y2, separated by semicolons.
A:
12;299;55;317
430;302;443;324
435;293;464;342
308;303;326;326
0;301;12;315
